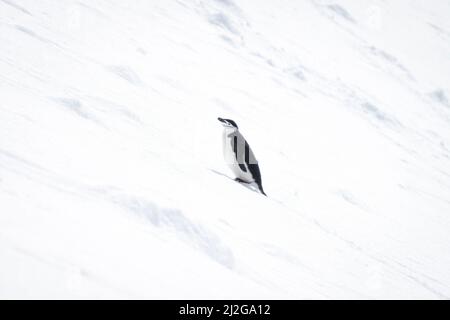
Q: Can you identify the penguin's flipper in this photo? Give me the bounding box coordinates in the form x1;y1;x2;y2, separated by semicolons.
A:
233;135;248;172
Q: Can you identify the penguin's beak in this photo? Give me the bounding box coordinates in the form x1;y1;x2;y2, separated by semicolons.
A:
218;117;225;123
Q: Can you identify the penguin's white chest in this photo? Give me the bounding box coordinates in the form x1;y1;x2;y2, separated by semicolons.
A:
222;130;254;182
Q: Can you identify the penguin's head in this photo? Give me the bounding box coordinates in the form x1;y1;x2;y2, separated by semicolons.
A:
218;117;239;130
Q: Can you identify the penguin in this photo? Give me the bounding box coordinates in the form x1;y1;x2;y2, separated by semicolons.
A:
218;117;267;196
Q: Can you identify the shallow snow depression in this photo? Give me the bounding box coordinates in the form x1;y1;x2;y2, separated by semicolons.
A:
1;0;450;299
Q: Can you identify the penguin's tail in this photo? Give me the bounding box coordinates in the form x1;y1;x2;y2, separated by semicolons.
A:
258;183;267;197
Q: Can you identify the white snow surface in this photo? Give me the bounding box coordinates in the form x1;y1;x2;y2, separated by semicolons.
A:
1;0;450;299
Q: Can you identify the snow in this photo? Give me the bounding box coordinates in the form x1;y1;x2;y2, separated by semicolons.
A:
1;0;450;299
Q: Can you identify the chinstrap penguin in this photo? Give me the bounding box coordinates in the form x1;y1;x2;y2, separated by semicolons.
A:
218;117;266;196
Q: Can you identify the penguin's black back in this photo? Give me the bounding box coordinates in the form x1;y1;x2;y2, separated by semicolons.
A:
245;141;266;196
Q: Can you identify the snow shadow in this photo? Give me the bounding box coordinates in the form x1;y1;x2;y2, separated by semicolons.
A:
208;12;240;36
1;0;32;15
326;4;356;23
14;25;52;44
430;89;450;108
51;97;86;118
366;46;414;80
110;194;235;269
360;102;394;124
106;65;144;86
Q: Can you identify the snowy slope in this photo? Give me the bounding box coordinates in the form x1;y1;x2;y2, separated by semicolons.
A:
1;0;450;299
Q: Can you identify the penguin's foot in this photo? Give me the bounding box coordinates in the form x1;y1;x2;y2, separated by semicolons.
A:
235;178;252;184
